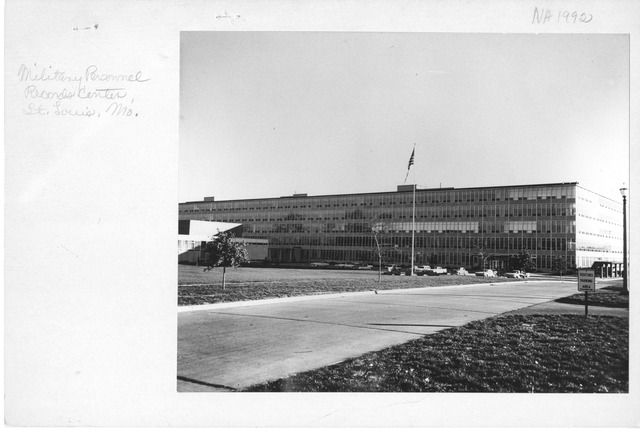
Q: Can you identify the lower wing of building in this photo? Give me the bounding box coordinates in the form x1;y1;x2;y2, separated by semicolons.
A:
177;220;268;265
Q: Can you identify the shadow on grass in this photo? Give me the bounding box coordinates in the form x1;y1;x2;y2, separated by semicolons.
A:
555;287;629;308
554;297;628;308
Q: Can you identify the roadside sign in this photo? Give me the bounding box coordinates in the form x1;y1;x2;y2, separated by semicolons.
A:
578;269;596;292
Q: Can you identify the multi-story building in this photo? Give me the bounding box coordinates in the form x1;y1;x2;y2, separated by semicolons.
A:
178;182;624;272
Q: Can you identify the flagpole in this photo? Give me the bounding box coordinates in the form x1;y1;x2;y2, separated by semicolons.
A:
404;145;416;275
411;144;416;276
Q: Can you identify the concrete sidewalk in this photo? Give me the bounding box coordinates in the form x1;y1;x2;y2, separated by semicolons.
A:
177;279;627;392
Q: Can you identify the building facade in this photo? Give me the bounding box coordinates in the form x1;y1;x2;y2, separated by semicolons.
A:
178;182;624;272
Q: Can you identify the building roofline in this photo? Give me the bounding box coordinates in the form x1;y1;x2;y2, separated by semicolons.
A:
576;184;623;204
180;181;580;205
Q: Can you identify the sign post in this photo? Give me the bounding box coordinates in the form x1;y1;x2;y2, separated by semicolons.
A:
577;269;596;316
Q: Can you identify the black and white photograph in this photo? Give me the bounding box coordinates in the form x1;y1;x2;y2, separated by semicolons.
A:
177;32;630;393
4;1;639;426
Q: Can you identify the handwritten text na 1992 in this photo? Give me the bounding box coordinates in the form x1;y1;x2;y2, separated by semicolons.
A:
532;7;593;24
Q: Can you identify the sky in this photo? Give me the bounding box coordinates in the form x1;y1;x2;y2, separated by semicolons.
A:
179;32;629;203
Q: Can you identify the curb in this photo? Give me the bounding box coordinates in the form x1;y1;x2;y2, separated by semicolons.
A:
178;289;380;312
177;279;569;313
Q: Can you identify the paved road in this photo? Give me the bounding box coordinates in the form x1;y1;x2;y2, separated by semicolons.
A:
177;279;620;392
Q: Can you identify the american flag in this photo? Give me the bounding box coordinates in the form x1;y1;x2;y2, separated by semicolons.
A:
407;148;415;170
404;147;415;184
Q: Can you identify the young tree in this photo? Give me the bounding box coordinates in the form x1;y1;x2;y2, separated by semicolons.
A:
552;255;568;277
204;232;249;290
512;249;535;273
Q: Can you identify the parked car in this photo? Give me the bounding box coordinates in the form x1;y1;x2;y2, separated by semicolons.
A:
505;270;530;278
475;269;497;277
335;263;356;269
412;265;431;276
453;267;469;275
357;264;373;270
383;265;402;275
390;265;409;275
310;262;329;268
425;266;448;276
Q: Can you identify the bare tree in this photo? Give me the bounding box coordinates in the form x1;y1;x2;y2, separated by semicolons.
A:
369;218;392;283
473;239;493;270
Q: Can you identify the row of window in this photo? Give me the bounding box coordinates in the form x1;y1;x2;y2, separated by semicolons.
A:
182;202;577;220
577;212;621;225
578;230;621;240
267;236;576;252
269;248;577;270
180;185;577;213
183;193;571;213
243;220;577;235
182;203;578;226
181;198;576;214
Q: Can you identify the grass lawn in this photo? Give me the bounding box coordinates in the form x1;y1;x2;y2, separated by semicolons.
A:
244;314;628;393
555;285;629;308
178;265;524;305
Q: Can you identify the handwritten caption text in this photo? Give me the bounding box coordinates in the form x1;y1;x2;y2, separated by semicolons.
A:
19;64;150;118
532;7;593;24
